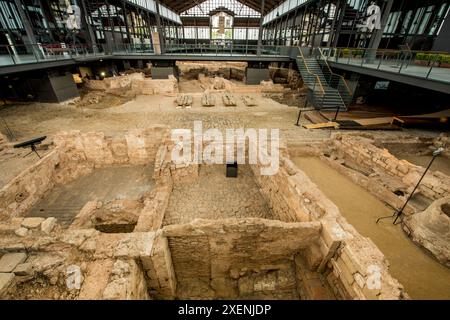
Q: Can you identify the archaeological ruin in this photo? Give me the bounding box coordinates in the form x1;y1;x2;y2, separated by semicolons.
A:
1;0;450;305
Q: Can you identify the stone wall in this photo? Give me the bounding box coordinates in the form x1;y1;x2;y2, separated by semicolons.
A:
162;218;321;299
197;75;285;94
0;150;90;219
131;76;178;95
54;126;170;166
252;156;339;223
0;127;170;220
331;134;450;201
54;229;176;299
251;155;407;300
84;73;178;95
404;197;450;268
84;73;145;91
0;134;12;157
101;259;149;300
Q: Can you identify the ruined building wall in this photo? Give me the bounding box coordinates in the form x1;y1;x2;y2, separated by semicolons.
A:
48;229;175;300
0;130;409;300
85;73;178;95
251;156;407;300
252;156;337;223
135;145;174;232
331;134;450;201
53;126;170;166
0;127;170;219
0;148;94;219
0;133;12;157
162;218;321;299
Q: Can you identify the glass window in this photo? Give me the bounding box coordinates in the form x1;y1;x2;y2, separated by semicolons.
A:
181;0;260;17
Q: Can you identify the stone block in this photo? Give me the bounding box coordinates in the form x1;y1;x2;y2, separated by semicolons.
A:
0;252;27;272
13;262;33;276
78;259;114;300
41;217;57;234
354;272;366;289
336;257;355;287
0;273;14;295
21;217;45;229
14;227;29;237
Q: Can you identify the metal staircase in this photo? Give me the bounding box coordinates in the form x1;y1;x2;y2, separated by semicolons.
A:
297;47;353;111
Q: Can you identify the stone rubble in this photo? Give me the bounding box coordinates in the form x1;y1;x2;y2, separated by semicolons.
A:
41;218;57;234
404;197;450;267
21;218;45;229
0;253;27;273
0;273;14;295
0;133;13;157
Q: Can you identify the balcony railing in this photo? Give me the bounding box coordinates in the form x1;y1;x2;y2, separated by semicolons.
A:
0;43;108;66
1;43;449;86
0;43;292;67
319;47;450;83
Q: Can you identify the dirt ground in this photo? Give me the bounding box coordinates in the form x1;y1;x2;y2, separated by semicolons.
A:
26;165;154;227
292;156;450;300
163;165;273;225
0;80;441;189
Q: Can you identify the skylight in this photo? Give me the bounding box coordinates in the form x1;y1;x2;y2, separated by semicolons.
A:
181;0;261;17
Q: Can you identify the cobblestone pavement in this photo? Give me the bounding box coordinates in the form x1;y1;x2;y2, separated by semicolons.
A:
163;165;273;225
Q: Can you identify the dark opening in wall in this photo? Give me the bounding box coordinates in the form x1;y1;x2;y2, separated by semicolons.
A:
442;203;450;218
226;162;238;178
95;223;137;233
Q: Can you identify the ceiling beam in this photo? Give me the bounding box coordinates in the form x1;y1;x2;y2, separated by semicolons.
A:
159;0;284;15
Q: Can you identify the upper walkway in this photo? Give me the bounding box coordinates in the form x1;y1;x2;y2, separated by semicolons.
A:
1;43;449;94
317;47;450;94
0;44;293;75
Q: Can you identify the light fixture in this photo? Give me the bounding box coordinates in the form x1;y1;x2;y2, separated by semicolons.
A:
433;147;444;157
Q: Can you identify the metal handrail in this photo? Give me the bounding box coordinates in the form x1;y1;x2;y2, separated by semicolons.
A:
317;47;352;97
297;46;325;95
321;46;450;82
329;47;449;56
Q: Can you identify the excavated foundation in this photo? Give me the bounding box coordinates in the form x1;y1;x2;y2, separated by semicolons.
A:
26;165;154;228
0;129;420;300
163;164;273;226
287;133;450;299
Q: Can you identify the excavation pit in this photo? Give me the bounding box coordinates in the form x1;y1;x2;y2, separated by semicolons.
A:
26;165;154;228
0;130;412;300
380;141;450;176
289;137;450;300
163;165;273;226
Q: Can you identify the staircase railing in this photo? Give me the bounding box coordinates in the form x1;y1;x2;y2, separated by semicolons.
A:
297;46;326;108
313;47;354;107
